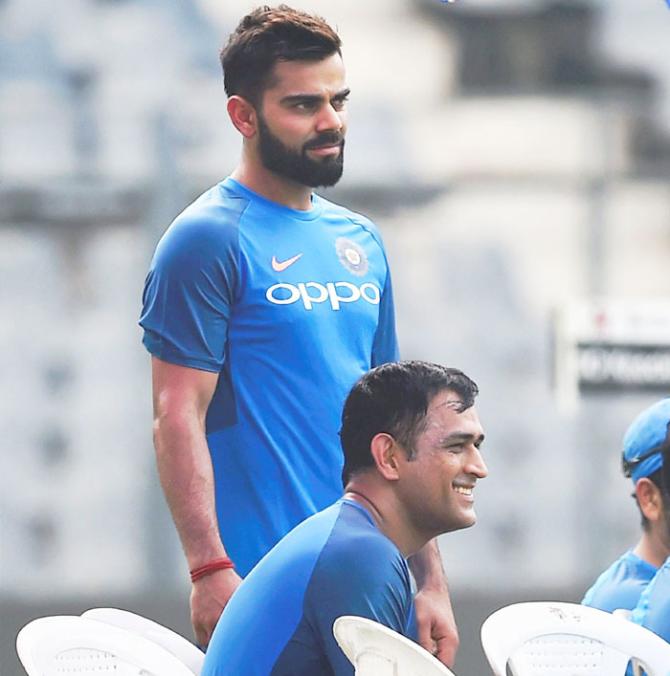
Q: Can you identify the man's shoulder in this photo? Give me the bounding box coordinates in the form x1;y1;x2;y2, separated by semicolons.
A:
595;550;651;579
273;501;404;579
583;550;656;611
152;183;248;265
311;502;407;584
297;502;411;632
316;195;381;233
612;550;657;580
631;557;670;636
170;183;247;236
646;557;670;596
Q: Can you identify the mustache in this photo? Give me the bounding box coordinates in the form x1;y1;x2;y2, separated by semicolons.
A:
303;132;345;150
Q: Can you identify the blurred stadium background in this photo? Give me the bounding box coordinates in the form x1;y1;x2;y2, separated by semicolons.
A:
1;0;669;673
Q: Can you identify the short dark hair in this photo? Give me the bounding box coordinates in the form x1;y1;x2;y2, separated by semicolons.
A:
220;5;342;105
340;361;479;485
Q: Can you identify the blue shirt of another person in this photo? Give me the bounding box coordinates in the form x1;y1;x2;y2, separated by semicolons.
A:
632;556;670;642
139;178;399;576
201;498;413;676
582;550;658;612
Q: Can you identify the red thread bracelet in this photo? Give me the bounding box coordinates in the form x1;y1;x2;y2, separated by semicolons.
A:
190;557;235;582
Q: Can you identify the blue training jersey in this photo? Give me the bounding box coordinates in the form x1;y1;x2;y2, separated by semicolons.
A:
201;499;413;676
140;178;399;576
582;550;657;612
632;556;670;642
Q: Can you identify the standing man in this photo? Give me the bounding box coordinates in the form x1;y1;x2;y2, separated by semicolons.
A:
140;5;459;663
202;361;488;675
582;399;670;612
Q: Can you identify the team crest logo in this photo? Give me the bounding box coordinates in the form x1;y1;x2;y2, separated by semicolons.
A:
335;238;368;277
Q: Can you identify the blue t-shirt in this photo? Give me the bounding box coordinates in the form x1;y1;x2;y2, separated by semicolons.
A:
582;550;658;612
632;556;670;641
201;499;413;676
140;178;399;575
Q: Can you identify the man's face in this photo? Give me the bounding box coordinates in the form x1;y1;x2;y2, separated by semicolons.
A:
255;53;348;188
397;390;488;537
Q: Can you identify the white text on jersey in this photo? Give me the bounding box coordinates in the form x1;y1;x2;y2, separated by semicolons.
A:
265;281;381;311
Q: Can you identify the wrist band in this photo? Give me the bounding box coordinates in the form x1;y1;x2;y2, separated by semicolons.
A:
190;557;235;582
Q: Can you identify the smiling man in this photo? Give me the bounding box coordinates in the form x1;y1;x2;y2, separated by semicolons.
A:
202;361;488;676
139;6;460;660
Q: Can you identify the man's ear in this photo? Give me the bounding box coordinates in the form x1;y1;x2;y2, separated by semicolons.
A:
227;95;257;138
369;433;402;481
637;478;663;522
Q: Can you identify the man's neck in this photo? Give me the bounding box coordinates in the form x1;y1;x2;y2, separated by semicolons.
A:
343;485;430;558
634;530;670;569
231;160;313;211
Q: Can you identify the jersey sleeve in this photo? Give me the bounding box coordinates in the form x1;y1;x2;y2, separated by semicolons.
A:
371;265;400;366
139;214;240;372
632;560;670;642
306;543;412;675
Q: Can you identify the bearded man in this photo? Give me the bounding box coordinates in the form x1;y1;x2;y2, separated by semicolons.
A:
140;6;459;666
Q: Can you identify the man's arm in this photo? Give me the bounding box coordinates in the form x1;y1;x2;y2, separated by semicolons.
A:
408;539;459;667
151;356;242;647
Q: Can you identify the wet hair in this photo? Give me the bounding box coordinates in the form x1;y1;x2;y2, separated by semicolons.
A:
220;5;342;106
340;361;479;486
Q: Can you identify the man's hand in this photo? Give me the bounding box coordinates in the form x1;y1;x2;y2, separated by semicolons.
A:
190;567;243;648
413;585;459;667
408;539;459;667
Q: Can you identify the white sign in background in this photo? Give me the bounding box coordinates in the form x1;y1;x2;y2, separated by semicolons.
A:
555;299;670;411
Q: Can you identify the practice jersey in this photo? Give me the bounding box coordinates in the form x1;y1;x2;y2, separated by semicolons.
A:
201;499;413;676
140;178;399;575
631;556;670;641
582;550;657;612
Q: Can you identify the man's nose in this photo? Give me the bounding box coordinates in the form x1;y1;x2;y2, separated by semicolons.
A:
468;448;488;479
315;103;343;133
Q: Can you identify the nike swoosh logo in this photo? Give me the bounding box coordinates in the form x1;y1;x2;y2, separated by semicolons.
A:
272;253;303;272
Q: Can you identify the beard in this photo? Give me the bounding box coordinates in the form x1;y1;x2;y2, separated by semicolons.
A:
257;114;345;188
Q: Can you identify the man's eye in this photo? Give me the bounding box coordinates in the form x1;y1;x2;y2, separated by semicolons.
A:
332;98;348;110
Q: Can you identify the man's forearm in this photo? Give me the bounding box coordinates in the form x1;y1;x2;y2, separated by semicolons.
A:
154;412;227;569
409;538;459;666
408;539;449;591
